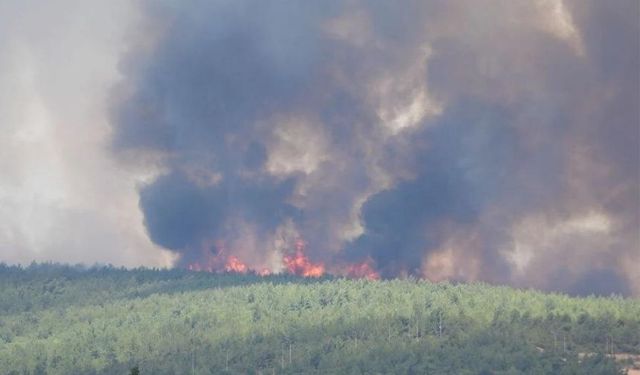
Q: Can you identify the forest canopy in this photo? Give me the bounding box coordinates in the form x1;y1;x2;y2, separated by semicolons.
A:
0;263;638;374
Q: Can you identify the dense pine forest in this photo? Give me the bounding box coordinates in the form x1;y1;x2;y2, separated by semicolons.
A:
0;264;638;374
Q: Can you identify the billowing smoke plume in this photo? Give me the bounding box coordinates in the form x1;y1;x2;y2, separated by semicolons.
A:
111;0;639;295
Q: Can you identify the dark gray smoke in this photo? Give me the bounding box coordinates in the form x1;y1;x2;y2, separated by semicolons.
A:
111;0;640;295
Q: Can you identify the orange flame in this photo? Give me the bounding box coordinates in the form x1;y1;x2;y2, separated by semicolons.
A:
224;255;248;273
185;242;386;280
257;268;272;276
346;259;380;280
283;240;325;277
186;243;249;274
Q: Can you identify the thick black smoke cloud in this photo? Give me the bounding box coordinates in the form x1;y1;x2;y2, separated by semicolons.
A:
349;100;519;279
111;0;639;295
139;171;297;262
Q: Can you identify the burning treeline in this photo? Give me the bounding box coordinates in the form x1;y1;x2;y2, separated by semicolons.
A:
186;239;380;280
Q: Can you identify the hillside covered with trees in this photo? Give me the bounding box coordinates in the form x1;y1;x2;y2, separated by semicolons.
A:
0;264;638;374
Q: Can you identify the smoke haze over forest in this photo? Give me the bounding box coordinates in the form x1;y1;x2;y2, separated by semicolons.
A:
0;0;638;296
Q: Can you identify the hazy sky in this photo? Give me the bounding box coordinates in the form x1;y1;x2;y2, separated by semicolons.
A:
1;0;638;296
